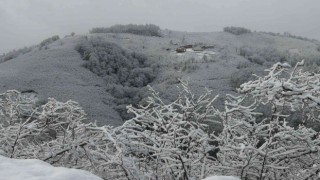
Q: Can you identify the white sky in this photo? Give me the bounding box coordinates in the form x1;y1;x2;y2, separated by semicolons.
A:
1;0;320;54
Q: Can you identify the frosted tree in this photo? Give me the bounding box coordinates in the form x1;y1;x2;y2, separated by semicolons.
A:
115;80;220;179
239;60;320;122
214;60;320;179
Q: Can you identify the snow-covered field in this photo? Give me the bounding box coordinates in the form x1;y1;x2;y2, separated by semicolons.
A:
0;155;102;180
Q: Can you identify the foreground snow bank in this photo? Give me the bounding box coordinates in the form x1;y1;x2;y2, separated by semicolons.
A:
0;155;102;180
203;176;240;180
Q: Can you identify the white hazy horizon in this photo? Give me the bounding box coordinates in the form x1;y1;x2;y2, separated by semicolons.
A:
1;0;320;54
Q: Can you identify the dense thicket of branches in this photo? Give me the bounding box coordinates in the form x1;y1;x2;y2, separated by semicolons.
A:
90;24;162;37
1;61;320;179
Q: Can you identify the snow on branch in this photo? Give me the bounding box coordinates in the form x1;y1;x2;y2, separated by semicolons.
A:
239;60;320;121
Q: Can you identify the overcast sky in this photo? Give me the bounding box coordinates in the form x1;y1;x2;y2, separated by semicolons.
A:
1;0;320;54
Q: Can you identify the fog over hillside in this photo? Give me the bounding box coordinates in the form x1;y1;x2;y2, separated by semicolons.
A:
1;0;320;54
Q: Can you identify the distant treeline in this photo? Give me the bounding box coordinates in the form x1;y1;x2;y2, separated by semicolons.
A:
223;26;319;43
223;26;252;35
90;24;162;37
261;31;319;43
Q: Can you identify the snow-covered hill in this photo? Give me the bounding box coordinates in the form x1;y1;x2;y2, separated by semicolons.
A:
0;29;319;126
0;36;122;126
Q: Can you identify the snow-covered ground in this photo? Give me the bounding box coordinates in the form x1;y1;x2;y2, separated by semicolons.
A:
0;155;240;180
0;155;102;180
203;176;240;180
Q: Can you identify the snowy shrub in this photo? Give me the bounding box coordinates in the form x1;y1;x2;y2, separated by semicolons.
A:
39;35;60;49
0;91;127;179
115;80;220;179
2;61;320;179
214;61;320;179
0;46;34;63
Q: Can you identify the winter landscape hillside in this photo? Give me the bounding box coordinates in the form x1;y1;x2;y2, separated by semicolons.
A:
1;25;320;126
1;24;320;179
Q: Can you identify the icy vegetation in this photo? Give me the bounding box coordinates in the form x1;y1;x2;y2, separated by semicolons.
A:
0;155;102;180
1;61;320;179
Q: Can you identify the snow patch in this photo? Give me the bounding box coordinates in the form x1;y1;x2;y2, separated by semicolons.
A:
203;176;240;180
0;155;102;180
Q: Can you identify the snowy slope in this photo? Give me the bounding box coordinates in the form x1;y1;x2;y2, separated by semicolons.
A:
0;155;102;180
0;36;122;126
